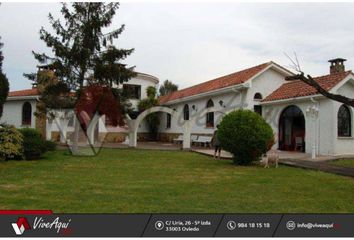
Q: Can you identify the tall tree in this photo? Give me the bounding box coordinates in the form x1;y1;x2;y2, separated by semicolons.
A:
26;3;136;152
0;36;9;118
159;79;178;96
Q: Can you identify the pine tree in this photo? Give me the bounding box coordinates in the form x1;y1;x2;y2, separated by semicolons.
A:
25;3;136;152
26;3;135;105
0;36;10;118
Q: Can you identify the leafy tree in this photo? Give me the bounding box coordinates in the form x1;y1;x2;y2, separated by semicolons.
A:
138;86;160;140
218;109;274;165
0;36;9;118
159;79;178;96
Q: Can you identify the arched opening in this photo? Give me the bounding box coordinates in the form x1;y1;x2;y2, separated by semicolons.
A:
129;106;177;147
279;105;305;152
254;92;263;100
183;104;189;120
253;93;263;115
22;102;32;126
206;99;214;128
338;104;351;137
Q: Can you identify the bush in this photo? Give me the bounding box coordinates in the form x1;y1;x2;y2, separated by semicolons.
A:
43;140;57;152
0;124;23;160
218;109;274;165
18;128;50;160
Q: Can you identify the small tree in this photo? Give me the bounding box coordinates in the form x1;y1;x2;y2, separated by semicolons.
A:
138;86;160;140
159;79;178;96
218;109;274;165
0;36;9;118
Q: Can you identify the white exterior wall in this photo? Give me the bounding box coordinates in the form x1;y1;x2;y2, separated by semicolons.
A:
112;73;159;111
333;81;354;155
158;92;244;135
0;99;37;128
244;68;288;111
159;67;288;136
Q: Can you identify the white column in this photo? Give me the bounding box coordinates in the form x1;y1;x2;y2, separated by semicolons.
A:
46;119;52;141
127;119;138;148
182;120;191;150
306;105;319;159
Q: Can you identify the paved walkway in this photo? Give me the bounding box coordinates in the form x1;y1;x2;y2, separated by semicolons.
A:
192;148;354;178
280;159;354;178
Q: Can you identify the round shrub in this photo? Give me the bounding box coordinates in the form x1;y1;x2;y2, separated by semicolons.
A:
0;124;23;160
19;128;45;160
218;109;274;165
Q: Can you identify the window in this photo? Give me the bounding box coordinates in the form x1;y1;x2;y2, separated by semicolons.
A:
123;84;141;100
166;113;171;128
338;105;351;137
183;104;189;120
206;99;214;128
22;102;32;126
254;92;263;100
254;105;262;116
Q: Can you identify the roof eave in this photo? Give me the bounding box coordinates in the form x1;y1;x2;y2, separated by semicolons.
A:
6;95;39;101
260;94;324;105
161;83;250;105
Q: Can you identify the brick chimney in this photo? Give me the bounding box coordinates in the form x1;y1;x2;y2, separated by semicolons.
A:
328;58;346;75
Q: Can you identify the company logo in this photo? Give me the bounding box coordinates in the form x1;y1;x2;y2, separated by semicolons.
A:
12;217;31;235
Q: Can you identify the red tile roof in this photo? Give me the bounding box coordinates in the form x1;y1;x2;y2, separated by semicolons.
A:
159;62;272;104
262;71;352;102
8;88;39;97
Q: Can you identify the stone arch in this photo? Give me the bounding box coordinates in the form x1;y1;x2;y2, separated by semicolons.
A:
127;106;178;148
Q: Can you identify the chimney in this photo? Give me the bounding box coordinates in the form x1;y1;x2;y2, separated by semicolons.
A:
328;58;346;75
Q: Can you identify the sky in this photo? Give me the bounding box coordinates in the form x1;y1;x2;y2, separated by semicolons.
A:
0;2;354;91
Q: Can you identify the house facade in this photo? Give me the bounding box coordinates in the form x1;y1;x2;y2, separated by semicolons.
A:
157;58;354;156
1;59;354;157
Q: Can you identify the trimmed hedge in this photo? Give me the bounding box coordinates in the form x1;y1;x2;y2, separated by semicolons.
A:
18;128;56;160
218;109;274;165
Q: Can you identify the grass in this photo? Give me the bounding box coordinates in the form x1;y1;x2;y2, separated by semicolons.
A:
329;159;354;168
0;149;353;213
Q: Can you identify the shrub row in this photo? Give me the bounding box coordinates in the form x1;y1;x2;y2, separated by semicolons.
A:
0;124;56;160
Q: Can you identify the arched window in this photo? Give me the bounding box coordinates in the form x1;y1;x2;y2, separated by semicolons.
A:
254;92;263;100
183;104;189;120
338;105;351;137
166;113;171;128
206;99;214;128
22;102;32;126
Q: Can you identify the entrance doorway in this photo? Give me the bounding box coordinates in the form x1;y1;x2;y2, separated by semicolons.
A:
279;105;305;152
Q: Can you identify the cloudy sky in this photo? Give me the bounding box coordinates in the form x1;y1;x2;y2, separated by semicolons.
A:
0;2;354;91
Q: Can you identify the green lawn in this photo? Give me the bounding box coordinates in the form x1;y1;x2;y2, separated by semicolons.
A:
329;159;354;168
0;149;353;213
